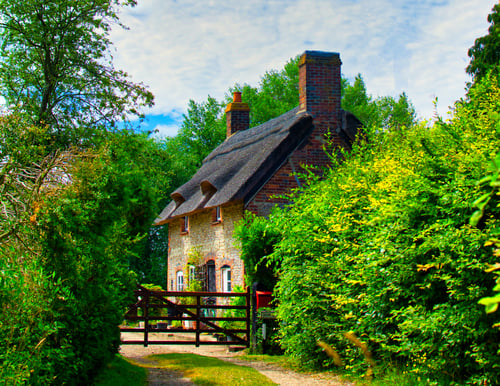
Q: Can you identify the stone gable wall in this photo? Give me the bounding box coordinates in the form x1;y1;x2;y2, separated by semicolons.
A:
167;201;245;291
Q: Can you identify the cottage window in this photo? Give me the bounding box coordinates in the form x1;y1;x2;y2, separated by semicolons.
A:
181;216;189;233
176;270;184;291
211;206;222;224
221;265;231;293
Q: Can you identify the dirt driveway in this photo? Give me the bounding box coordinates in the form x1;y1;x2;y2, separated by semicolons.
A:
120;332;354;386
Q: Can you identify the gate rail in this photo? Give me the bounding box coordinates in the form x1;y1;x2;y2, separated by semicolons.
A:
120;285;251;347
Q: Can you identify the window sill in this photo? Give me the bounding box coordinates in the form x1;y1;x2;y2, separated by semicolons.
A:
180;231;189;235
211;220;222;226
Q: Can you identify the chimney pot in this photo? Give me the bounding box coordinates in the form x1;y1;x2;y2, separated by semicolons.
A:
225;92;250;137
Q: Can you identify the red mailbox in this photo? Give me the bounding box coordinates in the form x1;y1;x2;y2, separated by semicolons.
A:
256;291;273;309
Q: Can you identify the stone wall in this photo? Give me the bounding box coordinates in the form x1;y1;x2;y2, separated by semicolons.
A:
167;201;245;291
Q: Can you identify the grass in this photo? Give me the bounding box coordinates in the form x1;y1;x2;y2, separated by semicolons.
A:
239;353;430;385
93;352;425;386
93;354;147;386
148;353;277;386
238;354;296;369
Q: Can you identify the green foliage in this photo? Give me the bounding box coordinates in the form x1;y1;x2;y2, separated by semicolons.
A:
93;354;148;386
0;236;71;384
253;71;500;384
467;3;500;83
220;285;246;332
472;148;500;323
138;225;169;288
32;132;163;384
478;263;500;317
171;96;226;171
0;0;153;149
342;74;416;130
0;114;73;384
234;213;281;289
234;56;300;127
0;127;166;384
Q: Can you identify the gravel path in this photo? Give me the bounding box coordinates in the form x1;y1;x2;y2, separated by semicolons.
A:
120;332;354;386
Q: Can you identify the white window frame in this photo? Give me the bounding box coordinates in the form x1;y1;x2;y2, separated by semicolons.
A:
221;265;231;293
176;270;184;291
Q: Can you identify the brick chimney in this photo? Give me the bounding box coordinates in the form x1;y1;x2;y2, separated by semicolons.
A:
298;51;342;138
225;91;250;137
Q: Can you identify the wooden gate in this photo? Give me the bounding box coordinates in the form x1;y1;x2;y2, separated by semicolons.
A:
120;285;250;347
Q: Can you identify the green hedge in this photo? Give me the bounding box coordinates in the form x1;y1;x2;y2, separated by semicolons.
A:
0;131;163;384
261;72;500;384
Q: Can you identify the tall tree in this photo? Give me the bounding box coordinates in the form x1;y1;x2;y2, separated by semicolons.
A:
235;55;300;127
467;3;500;82
342;74;416;130
173;96;225;171
0;1;164;382
0;0;154;149
0;113;172;382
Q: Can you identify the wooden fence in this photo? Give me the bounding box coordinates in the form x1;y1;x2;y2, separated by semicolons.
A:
120;285;251;347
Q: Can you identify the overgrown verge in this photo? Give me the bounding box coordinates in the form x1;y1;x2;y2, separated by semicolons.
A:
93;355;148;386
238;71;500;384
0;120;167;384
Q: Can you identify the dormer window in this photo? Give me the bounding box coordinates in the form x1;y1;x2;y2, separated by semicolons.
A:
200;180;217;196
211;206;222;224
171;192;185;207
181;216;189;234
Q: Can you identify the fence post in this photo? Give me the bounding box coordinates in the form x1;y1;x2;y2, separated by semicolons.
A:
245;286;251;347
143;290;149;347
195;294;201;347
251;283;257;350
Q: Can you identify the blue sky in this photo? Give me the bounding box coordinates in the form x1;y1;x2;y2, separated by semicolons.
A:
110;0;495;138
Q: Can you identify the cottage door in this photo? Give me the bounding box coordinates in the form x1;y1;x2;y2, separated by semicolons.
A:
206;260;216;292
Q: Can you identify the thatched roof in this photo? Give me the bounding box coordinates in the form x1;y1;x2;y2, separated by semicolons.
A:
155;107;360;225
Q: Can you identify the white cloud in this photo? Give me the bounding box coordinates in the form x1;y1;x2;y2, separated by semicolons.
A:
110;0;495;129
402;0;493;117
151;123;181;139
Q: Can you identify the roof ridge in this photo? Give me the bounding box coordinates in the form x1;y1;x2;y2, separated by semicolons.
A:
203;107;303;163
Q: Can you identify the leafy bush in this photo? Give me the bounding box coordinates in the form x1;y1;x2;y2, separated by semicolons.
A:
34;132;160;383
234;213;281;289
0;129;166;384
220;285;247;333
473;152;500;326
259;71;500;384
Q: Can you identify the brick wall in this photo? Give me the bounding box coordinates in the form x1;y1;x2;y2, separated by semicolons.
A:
299;51;342;141
247;51;344;216
167;201;245;291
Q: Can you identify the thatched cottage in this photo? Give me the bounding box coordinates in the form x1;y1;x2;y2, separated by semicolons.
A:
155;51;361;292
